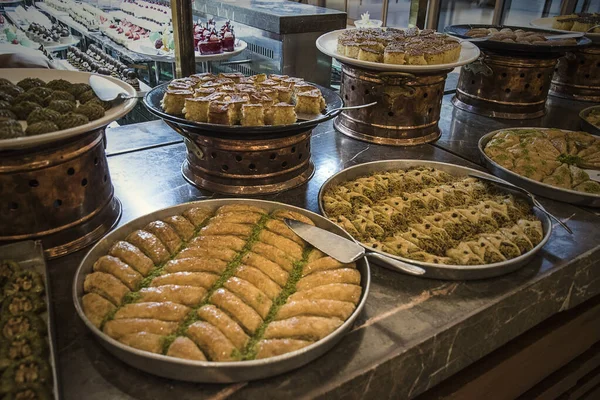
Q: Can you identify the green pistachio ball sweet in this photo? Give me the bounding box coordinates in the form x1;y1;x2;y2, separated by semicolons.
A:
11;92;44;106
0;78;13;87
76;103;105;121
45;79;73;92
26;121;59;136
68;83;92;98
0;109;17;120
0;100;10;110
0;92;13;103
10;101;42;120
47;100;76;114
56;112;89;130
0;85;24;98
0;120;25;139
27;87;54;99
85;97;112;111
77;89;98;104
27;108;61;125
44;90;75;106
17;78;46;91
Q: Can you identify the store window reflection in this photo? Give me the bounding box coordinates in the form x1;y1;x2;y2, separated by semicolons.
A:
346;0;384;23
437;0;495;31
576;0;600;13
387;0;413;27
502;0;562;26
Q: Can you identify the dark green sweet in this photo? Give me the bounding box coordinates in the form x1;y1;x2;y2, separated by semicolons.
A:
1;383;52;400
10;93;43;106
68;82;92;98
56;112;89;130
76;103;105;121
0;85;24;98
0;314;46;340
0;357;51;393
16;78;45;91
0;260;21;287
45;78;72;92
0;109;17;121
0;92;13;103
0;78;13;87
1;292;46;317
85;97;112;111
26;108;60;125
0;120;24;139
0;100;10;109
26;87;53;100
10;102;41;120
43;90;75;106
46;100;76;114
77;89;97;104
3;270;44;298
0;333;47;371
25;122;58;136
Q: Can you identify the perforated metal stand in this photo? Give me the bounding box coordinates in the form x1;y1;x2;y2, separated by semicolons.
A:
551;45;600;102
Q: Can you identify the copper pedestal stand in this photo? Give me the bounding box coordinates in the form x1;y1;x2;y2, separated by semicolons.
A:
453;51;557;119
0;130;121;259
167;123;314;195
550;45;600;102
334;63;450;146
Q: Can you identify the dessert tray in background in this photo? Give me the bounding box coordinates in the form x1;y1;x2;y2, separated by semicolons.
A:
531;14;600;44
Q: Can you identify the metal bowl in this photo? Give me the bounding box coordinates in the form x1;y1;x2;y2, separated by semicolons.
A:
444;24;592;55
143;82;343;139
479;128;600;207
579;105;600;136
318;160;552;280
73;199;370;383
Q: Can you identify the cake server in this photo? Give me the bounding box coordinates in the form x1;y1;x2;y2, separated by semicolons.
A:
284;218;426;276
89;75;146;102
468;173;573;234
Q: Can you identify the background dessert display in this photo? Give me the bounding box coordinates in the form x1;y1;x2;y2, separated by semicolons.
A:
552;13;600;33
465;27;578;46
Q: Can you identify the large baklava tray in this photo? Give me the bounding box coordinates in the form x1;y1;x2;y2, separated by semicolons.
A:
77;203;365;364
322;165;546;266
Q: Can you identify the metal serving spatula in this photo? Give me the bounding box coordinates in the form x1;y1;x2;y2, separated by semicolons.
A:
89;75;146;102
284;219;426;276
583;169;600;183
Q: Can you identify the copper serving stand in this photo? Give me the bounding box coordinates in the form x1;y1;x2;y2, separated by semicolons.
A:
334;63;450;146
551;45;600;102
0;130;121;259
453;51;557;119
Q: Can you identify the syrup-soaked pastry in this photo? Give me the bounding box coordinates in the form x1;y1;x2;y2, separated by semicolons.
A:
144;220;183;254
241;252;289;287
25;121;58;136
182;207;212;227
275;299;355;321
216;204;268;215
82;293;116;328
188;235;246;252
296;268;361;291
257;230;304;260
302;257;346;277
223;277;272;319
255;339;313;359
83;272;130;306
270;209;315;226
176;247;238;262
137;285;206;306
250;242;295;272
186;321;240;361
289;283;362;304
117;332;164;354
200;222;254;238
166;336;207;360
264;219;304;246
196;305;249;350
263;316;343;341
163;258;228;274
125;230;171;265
150;272;218;289
209;288;263;334
109;241;155;276
92;255;142;290
103;318;178;339
113;302;191;322
162;215;196;240
234;265;282;299
210;211;262;225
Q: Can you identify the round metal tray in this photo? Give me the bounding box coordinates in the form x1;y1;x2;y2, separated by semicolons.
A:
0;69;137;151
318;160;552;280
579;105;600;136
143;82;343;139
73;199;370;383
316;28;480;73
479;128;600;207
444;24;592;55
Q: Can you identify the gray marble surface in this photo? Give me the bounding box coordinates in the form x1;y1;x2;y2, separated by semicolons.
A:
47;94;600;399
192;0;346;34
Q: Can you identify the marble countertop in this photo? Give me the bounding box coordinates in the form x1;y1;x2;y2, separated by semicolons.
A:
47;91;600;399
